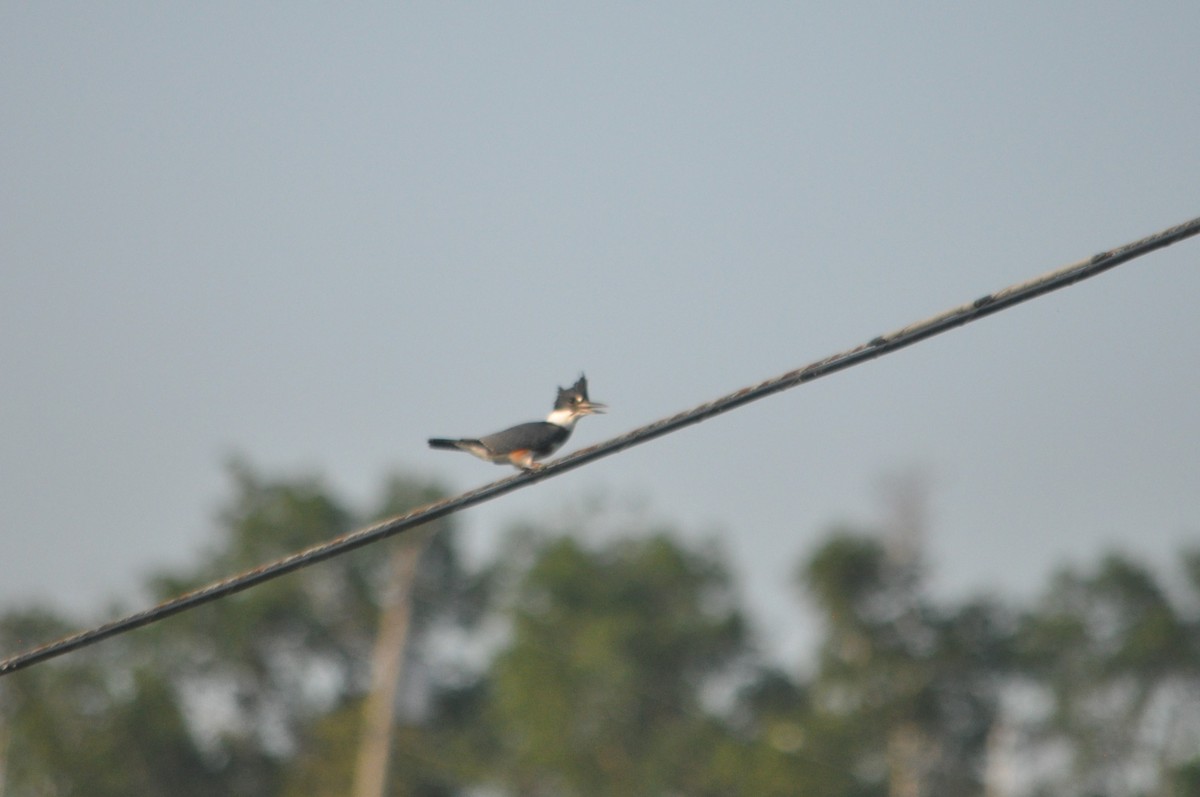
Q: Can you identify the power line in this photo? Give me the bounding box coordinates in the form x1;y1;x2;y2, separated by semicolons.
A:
3;214;1198;677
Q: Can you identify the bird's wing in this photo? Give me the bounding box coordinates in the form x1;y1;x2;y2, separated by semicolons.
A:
479;422;569;456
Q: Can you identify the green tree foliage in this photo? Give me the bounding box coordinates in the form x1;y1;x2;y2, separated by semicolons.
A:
0;610;220;797
0;461;480;797
482;530;747;796
4;465;1200;797
798;528;1012;797
703;667;872;797
1017;551;1200;797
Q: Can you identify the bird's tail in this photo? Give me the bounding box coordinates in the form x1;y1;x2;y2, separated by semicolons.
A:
428;438;470;450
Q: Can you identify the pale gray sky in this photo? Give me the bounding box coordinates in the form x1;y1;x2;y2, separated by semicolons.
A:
3;4;1198;662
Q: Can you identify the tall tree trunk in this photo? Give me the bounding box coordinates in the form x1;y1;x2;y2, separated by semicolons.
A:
352;533;430;797
888;722;932;797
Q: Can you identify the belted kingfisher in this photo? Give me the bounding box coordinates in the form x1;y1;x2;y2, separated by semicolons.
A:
428;374;606;471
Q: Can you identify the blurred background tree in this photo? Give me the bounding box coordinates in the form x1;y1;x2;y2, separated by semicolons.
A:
798;527;1012;797
1;463;1198;796
0;461;484;796
480;528;747;796
1016;551;1200;797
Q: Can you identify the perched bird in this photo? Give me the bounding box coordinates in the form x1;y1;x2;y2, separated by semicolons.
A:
428;374;606;471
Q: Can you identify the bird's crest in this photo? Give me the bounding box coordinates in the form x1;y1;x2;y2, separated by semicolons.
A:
555;373;590;408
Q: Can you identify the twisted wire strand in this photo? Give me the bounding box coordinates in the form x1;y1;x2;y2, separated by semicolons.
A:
4;214;1198;676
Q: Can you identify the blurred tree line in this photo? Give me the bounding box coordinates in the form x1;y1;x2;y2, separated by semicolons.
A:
2;464;1199;796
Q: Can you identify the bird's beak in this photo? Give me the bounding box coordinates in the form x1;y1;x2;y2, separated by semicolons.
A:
580;400;606;415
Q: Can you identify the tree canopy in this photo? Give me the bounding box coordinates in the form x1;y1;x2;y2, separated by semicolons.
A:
2;463;1198;796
